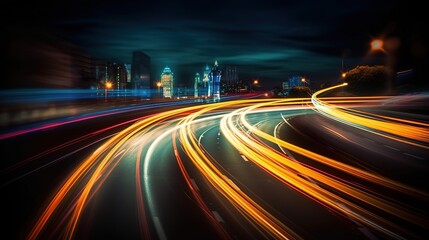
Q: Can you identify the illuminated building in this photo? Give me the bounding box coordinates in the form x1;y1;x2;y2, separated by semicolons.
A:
209;60;221;102
114;63;127;92
131;51;151;98
194;72;200;98
124;64;131;83
160;66;174;98
203;65;211;97
282;81;289;91
288;76;310;88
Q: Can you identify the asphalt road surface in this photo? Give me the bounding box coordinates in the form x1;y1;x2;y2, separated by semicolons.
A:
1;93;428;240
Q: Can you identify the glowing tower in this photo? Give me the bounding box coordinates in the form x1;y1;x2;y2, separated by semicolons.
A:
194;73;200;98
160;66;174;98
203;65;211;97
209;60;221;102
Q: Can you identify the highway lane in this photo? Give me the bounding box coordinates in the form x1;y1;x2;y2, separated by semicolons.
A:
0;101;205;239
1;89;428;239
197;114;365;239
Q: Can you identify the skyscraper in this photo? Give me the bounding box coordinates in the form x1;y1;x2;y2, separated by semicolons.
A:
209;60;221;102
114;63;127;92
131;51;151;98
124;63;131;83
160;66;174;98
194;72;200;98
203;65;211;97
224;65;238;84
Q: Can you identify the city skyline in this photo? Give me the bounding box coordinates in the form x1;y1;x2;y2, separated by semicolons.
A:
4;0;424;90
2;1;428;240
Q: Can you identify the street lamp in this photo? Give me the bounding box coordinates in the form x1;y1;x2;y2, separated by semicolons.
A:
156;81;162;98
105;81;112;101
370;39;384;52
252;79;259;92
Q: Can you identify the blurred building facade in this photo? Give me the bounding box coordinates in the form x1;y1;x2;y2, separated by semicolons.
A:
131;51;151;98
282;76;310;96
94;61;128;92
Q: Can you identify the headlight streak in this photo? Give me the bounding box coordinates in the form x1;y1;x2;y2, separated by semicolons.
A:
312;84;429;149
177;102;302;240
27;107;197;240
222;98;427;238
142;100;299;239
243;100;428;198
172;130;232;240
25;94;428;240
135;144;151;240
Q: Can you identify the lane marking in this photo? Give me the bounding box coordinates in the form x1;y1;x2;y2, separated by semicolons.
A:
383;145;399;151
403;152;424;160
241;154;249;162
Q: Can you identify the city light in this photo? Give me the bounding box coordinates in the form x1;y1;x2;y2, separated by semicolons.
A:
371;39;384;51
105;81;112;101
2;2;425;239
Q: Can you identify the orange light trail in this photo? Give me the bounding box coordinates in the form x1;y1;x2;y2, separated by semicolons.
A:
26;93;428;240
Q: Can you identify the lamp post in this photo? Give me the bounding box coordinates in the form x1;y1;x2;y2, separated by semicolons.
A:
301;77;307;86
370;38;395;93
105;82;112;101
252;79;259;92
156;81;162;98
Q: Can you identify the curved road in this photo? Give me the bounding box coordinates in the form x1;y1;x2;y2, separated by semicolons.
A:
1;87;428;240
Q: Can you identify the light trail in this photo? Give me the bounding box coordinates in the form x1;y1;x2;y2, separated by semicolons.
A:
312;83;429;149
23;93;428;240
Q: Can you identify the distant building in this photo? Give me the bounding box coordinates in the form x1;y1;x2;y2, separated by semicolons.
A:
223;65;240;93
282;81;289;90
160;66;174;98
4;37;96;89
194;72;200;98
114;63;128;91
283;76;310;96
203;65;211;97
93;61;128;96
209;60;222;102
94;60;114;90
288;76;310;88
131;51;151;98
124;64;131;83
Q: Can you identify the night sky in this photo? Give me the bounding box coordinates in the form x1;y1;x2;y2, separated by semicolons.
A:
2;0;425;89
